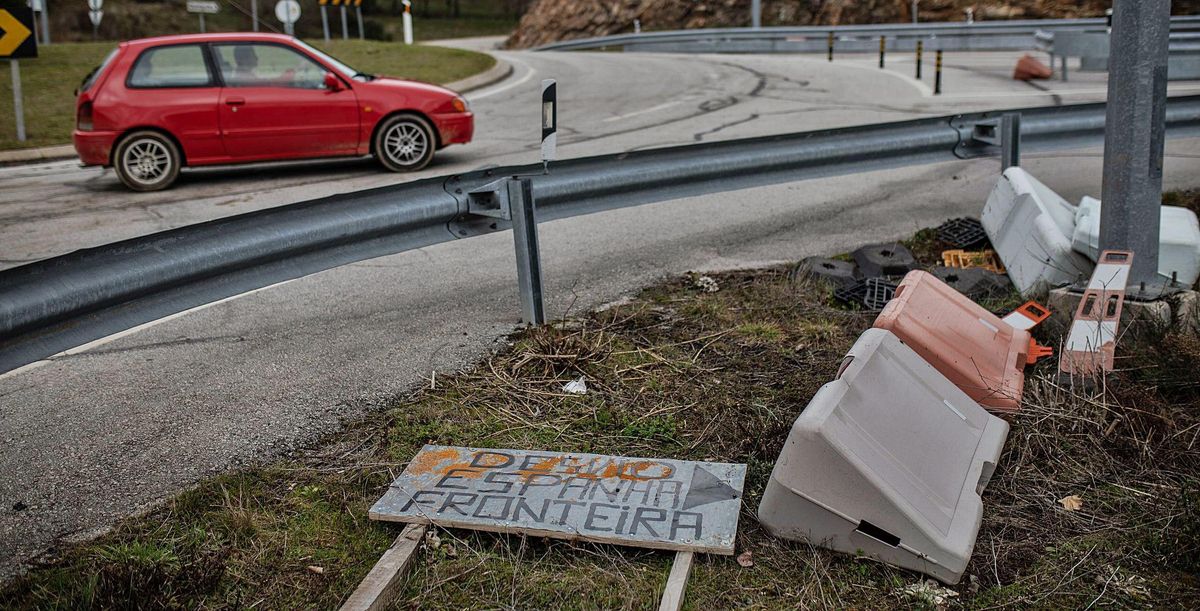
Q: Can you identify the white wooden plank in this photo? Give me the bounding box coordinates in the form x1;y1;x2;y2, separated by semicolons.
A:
340;523;426;611
659;551;695;611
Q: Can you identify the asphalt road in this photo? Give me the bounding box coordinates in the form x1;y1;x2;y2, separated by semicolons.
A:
2;41;1199;579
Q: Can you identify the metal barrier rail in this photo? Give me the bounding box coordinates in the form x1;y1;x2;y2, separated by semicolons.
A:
532;16;1200;53
2;96;1200;373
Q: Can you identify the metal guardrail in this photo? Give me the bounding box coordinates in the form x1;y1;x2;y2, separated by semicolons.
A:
533;16;1200;54
2;96;1200;373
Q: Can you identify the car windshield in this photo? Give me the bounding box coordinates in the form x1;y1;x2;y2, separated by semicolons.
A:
293;40;373;81
80;48;119;92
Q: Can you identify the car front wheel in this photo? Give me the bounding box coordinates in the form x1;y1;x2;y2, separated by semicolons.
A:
113;130;181;192
375;114;436;172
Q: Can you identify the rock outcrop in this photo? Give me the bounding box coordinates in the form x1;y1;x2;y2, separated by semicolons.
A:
507;0;1200;49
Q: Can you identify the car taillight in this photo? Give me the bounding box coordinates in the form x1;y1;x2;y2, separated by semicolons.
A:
78;102;94;131
451;96;468;112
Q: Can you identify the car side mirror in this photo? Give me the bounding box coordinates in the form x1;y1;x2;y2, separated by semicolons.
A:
324;72;342;92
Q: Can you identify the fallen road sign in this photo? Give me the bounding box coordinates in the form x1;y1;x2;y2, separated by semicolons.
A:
0;1;37;59
370;445;747;554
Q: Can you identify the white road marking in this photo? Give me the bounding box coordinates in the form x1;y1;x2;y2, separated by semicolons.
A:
467;55;536;101
602;100;684;122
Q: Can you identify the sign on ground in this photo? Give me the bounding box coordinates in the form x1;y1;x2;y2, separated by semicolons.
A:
186;1;219;14
0;0;37;59
370;445;747;554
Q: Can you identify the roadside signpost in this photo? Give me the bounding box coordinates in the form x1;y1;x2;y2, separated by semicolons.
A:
274;0;300;36
88;0;103;41
186;0;219;33
1;0;37;142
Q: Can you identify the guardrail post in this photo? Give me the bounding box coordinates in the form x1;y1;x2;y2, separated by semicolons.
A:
1100;0;1171;290
915;40;923;79
508;177;545;326
1000;113;1020;170
934;50;942;94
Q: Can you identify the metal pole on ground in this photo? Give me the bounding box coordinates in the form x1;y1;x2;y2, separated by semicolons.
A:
934;49;942;94
915;40;923;79
1099;0;1171;287
251;0;259;31
341;4;349;40
356;2;364;39
10;60;25;142
751;0;761;29
199;13;206;33
1001;113;1021;170
911;0;918;24
509;178;545;326
321;1;331;42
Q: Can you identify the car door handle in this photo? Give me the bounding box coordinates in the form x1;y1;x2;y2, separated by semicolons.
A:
225;97;246;106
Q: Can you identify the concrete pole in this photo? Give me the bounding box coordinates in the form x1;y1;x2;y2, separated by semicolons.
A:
341;5;349;40
1099;0;1171;285
322;6;331;42
199;14;206;33
912;0;918;24
751;0;761;29
252;0;259;31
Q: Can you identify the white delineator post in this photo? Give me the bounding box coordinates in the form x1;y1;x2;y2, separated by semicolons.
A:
402;0;413;45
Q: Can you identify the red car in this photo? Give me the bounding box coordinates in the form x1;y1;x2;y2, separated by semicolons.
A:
73;33;474;191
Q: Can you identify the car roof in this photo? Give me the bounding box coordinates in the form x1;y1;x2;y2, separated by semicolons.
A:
123;32;297;49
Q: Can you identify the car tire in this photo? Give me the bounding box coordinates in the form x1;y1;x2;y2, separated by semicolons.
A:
113;130;181;192
374;114;436;173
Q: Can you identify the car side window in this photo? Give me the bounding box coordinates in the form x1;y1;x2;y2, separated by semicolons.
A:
128;45;214;88
214;44;328;90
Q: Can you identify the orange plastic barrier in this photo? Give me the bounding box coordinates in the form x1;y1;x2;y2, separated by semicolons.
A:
874;270;1031;413
941;249;1007;274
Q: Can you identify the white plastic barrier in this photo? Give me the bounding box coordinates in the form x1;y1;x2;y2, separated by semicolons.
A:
757;328;1009;584
982;168;1093;295
1072;196;1200;287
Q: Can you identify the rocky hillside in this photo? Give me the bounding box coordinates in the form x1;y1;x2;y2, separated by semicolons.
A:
507;0;1200;48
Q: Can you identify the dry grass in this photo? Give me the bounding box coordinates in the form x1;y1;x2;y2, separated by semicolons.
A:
3;246;1199;609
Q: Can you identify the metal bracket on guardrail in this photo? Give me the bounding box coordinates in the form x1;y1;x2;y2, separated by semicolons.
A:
952;112;1021;169
445;174;546;325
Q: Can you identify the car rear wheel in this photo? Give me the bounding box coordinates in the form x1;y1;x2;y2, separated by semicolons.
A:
114;131;181;192
375;114;435;172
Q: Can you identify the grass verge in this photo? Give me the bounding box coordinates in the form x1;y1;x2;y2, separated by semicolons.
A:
2;220;1199;608
0;40;494;152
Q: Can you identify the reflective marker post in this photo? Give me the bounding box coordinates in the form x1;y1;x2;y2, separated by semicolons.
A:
320;0;330;42
1100;0;1172;290
356;0;364;40
340;0;349;40
402;0;413;45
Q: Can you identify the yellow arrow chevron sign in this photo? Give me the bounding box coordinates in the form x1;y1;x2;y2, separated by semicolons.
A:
0;2;37;59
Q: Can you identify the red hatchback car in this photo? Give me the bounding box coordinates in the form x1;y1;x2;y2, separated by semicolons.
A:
74;33;474;191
